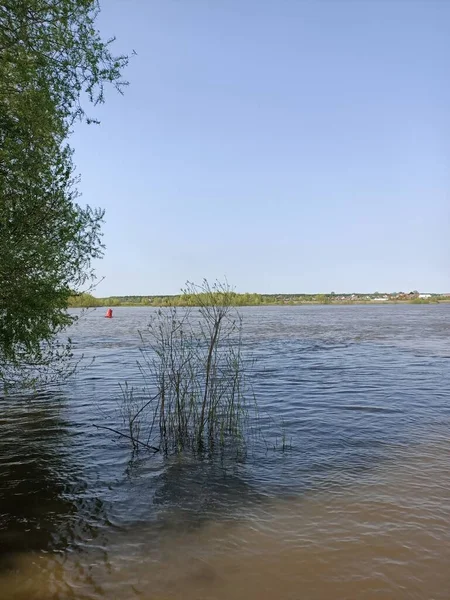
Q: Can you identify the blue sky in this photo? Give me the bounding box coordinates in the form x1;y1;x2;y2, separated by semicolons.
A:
71;0;449;295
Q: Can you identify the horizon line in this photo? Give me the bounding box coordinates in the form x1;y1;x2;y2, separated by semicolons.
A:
86;291;449;298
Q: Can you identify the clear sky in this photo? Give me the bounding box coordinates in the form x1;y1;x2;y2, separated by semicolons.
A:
71;0;450;296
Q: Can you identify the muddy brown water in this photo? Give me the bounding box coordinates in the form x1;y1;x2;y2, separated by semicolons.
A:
1;305;450;599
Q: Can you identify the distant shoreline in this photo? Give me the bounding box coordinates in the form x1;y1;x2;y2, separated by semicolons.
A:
68;293;450;309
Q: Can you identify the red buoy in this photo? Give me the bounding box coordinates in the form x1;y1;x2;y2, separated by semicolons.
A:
105;308;113;318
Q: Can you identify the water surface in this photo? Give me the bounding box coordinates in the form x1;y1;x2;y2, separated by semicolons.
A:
1;305;450;599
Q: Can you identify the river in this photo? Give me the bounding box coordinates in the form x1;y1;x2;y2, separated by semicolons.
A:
1;304;450;599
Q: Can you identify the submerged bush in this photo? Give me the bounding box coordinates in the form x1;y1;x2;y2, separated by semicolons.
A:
117;281;257;457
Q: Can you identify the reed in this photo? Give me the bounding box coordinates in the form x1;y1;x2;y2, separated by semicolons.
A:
120;280;256;457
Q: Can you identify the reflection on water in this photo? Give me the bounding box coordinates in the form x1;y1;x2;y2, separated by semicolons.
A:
0;393;109;580
0;394;77;559
1;305;450;598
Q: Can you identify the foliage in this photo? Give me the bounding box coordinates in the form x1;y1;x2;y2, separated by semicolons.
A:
315;294;331;304
68;293;102;307
116;281;257;457
93;292;448;307
0;1;128;386
0;0;128;127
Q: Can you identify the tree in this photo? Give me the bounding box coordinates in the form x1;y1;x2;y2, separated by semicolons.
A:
0;1;128;387
68;293;101;308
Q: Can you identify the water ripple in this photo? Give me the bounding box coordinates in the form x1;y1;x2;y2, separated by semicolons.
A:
1;305;450;598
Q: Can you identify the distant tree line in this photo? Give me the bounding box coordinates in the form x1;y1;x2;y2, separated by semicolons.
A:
67;292;450;308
